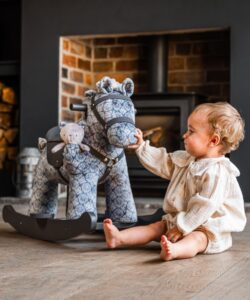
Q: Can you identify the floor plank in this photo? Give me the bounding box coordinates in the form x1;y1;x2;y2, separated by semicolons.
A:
0;202;250;299
191;256;250;300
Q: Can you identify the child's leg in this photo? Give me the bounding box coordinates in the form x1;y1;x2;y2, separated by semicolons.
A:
160;231;208;261
103;219;166;248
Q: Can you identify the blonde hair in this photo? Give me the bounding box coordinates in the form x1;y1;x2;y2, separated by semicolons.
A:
192;102;245;154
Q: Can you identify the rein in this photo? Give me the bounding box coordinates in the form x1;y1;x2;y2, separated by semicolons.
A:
82;140;125;184
47;94;135;184
88;93;135;183
90;94;135;130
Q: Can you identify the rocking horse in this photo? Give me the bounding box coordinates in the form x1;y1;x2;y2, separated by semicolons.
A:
3;77;164;241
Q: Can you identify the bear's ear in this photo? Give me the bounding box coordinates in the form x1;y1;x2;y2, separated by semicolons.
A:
85;89;96;98
121;78;134;97
59;121;67;129
78;120;87;128
96;76;113;94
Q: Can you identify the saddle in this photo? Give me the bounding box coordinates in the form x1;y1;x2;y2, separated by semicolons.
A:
45;126;64;169
44;125;124;184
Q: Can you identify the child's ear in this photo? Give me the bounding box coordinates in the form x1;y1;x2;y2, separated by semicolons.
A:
210;134;221;147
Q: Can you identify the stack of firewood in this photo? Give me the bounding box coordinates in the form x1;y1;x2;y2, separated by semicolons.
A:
0;82;18;169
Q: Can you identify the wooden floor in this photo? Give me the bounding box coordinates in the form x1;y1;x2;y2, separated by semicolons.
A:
1;200;250;300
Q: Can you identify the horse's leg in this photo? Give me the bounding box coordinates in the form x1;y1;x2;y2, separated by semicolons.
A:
104;158;137;223
29;153;58;216
66;174;98;219
63;144;99;219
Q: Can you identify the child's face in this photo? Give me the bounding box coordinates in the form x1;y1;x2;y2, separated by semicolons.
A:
183;111;213;159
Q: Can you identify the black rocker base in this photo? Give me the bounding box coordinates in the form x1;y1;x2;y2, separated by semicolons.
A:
96;208;165;231
2;205;97;242
2;205;165;242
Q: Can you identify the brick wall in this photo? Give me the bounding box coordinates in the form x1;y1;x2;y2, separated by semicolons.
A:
168;31;230;101
59;36;148;122
60;38;92;122
59;30;229;121
92;37;148;93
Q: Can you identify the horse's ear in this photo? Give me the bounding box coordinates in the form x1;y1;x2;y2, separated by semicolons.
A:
85;90;96;98
121;78;134;97
96;76;113;94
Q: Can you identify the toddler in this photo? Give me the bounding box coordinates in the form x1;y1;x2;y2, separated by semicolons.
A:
103;102;246;261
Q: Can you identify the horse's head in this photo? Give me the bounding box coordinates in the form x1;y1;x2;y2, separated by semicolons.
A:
85;77;137;148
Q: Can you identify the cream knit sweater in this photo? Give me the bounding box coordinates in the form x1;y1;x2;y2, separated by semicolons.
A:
136;140;247;253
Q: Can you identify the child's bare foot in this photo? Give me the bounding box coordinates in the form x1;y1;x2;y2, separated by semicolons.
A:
103;219;122;248
160;235;177;261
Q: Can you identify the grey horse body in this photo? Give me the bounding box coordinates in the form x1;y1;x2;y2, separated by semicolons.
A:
29;77;138;223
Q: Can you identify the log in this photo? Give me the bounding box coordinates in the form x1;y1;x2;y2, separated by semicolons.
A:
0;137;7;147
0;113;12;129
4;128;18;144
143;126;163;145
2;87;16;105
0;102;13;112
7;146;18;160
143;126;162;136
0;147;7;169
0;128;4;139
0;82;4;93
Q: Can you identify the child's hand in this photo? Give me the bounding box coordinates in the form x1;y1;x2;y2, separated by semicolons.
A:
167;226;183;243
127;128;144;149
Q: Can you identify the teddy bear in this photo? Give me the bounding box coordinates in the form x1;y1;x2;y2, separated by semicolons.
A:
51;123;90;153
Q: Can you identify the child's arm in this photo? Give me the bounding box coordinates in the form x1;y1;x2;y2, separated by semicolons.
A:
176;164;246;236
176;167;224;235
166;226;183;242
128;129;175;180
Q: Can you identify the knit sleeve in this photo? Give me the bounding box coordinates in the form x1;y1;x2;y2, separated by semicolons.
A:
176;163;227;235
135;140;174;180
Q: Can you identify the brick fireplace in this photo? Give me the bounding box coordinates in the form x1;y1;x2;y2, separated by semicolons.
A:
57;30;229;195
59;31;229;122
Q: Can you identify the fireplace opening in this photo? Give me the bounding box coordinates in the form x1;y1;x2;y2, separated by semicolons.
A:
126;92;206;197
58;28;230;197
127;104;180;196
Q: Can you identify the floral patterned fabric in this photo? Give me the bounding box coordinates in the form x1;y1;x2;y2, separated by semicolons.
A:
29;77;138;222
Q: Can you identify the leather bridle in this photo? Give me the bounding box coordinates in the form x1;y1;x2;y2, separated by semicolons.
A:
88;93;135;183
90;93;135;131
